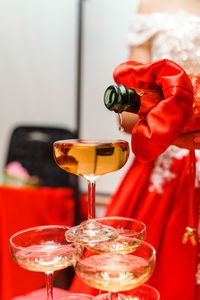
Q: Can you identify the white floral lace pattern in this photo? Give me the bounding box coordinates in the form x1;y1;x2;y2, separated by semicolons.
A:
195;151;200;187
196;262;200;284
148;146;189;194
127;10;200;73
149;147;200;194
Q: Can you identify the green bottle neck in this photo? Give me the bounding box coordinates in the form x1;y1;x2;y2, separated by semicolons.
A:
104;84;141;113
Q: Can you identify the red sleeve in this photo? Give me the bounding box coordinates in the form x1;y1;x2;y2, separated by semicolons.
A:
113;59;194;163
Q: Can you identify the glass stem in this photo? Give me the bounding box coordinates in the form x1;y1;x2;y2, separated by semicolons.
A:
88;180;96;219
45;271;54;300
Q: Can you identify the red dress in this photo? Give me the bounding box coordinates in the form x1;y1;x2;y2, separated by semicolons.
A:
104;153;199;300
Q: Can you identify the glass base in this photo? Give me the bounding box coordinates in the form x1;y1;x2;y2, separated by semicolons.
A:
55;292;94;300
65;219;118;244
95;293;126;300
95;284;160;300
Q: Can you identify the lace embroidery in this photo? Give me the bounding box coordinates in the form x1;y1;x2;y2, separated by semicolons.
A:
128;10;200;73
149;146;188;194
196;263;200;284
149;147;200;194
195;150;200;187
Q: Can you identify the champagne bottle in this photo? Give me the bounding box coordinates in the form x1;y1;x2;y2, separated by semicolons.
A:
104;84;163;117
104;80;200;134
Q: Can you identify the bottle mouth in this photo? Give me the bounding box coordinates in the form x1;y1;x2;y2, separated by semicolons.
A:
104;84;140;114
104;85;129;113
104;85;120;110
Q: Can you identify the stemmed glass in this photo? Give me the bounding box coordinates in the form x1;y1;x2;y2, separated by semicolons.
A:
73;238;156;300
73;216;146;253
53;139;129;243
10;225;75;300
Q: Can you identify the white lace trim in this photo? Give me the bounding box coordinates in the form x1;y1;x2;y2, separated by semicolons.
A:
149;146;191;194
128;11;200;73
195;151;200;187
196;261;200;284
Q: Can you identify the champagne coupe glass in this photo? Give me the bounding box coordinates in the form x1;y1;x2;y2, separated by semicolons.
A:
10;225;75;300
74;238;156;300
81;216;146;254
53;139;129;243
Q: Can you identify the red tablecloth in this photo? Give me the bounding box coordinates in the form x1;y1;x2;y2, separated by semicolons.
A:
0;186;76;300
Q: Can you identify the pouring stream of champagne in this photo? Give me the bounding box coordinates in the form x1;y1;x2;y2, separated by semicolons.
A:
118;113;124;132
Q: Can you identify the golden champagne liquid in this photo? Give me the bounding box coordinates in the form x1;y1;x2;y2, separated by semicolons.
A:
13;243;74;272
86;236;141;254
76;253;153;292
54;139;129;180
